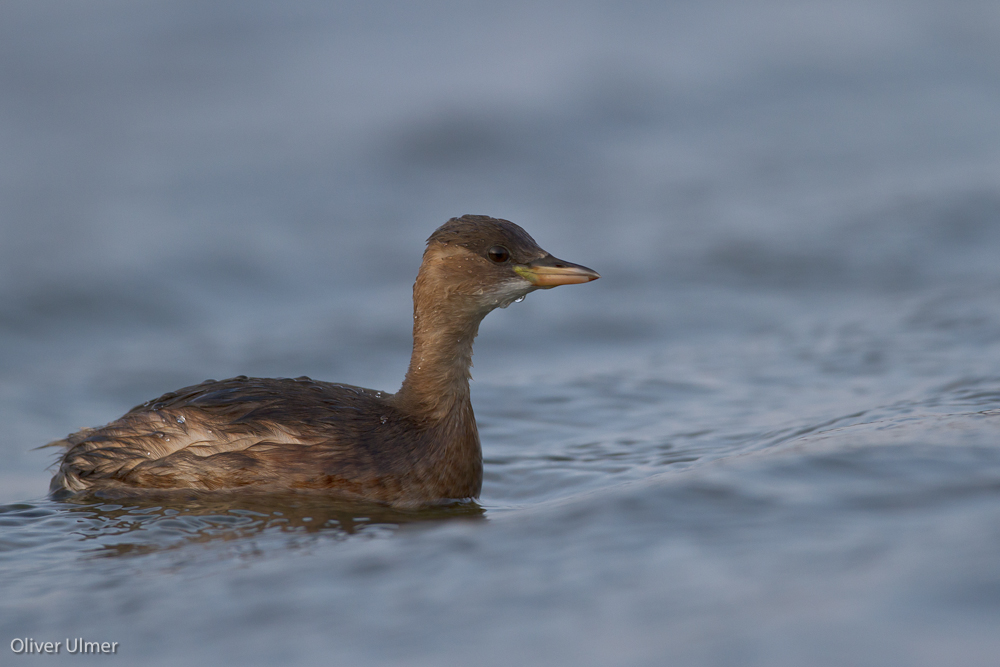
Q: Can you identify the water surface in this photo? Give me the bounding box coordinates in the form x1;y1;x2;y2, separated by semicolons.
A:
2;2;1000;665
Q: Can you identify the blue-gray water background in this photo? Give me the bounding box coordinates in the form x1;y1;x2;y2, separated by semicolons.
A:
2;1;1000;665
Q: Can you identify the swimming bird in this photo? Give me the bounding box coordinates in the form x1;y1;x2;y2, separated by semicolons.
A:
48;215;599;506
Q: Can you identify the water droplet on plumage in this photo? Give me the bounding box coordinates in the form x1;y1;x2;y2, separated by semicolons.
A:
176;415;186;424
380;415;388;425
515;295;526;303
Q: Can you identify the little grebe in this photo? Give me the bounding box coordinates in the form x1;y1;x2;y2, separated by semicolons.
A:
49;215;599;506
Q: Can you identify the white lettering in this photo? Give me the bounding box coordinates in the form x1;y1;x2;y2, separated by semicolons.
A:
16;637;116;654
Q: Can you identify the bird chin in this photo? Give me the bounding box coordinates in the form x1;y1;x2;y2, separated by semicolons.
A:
486;280;536;311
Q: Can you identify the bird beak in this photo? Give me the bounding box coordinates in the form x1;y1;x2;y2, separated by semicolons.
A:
514;255;601;287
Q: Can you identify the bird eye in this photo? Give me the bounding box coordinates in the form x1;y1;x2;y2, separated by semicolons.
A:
487;246;510;263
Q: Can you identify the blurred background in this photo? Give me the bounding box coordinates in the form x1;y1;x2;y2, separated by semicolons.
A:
2;2;1000;665
3;1;998;486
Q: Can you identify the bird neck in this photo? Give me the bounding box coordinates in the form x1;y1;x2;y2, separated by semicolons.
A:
395;260;485;424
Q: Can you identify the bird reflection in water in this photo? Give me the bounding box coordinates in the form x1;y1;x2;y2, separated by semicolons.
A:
50;493;484;559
